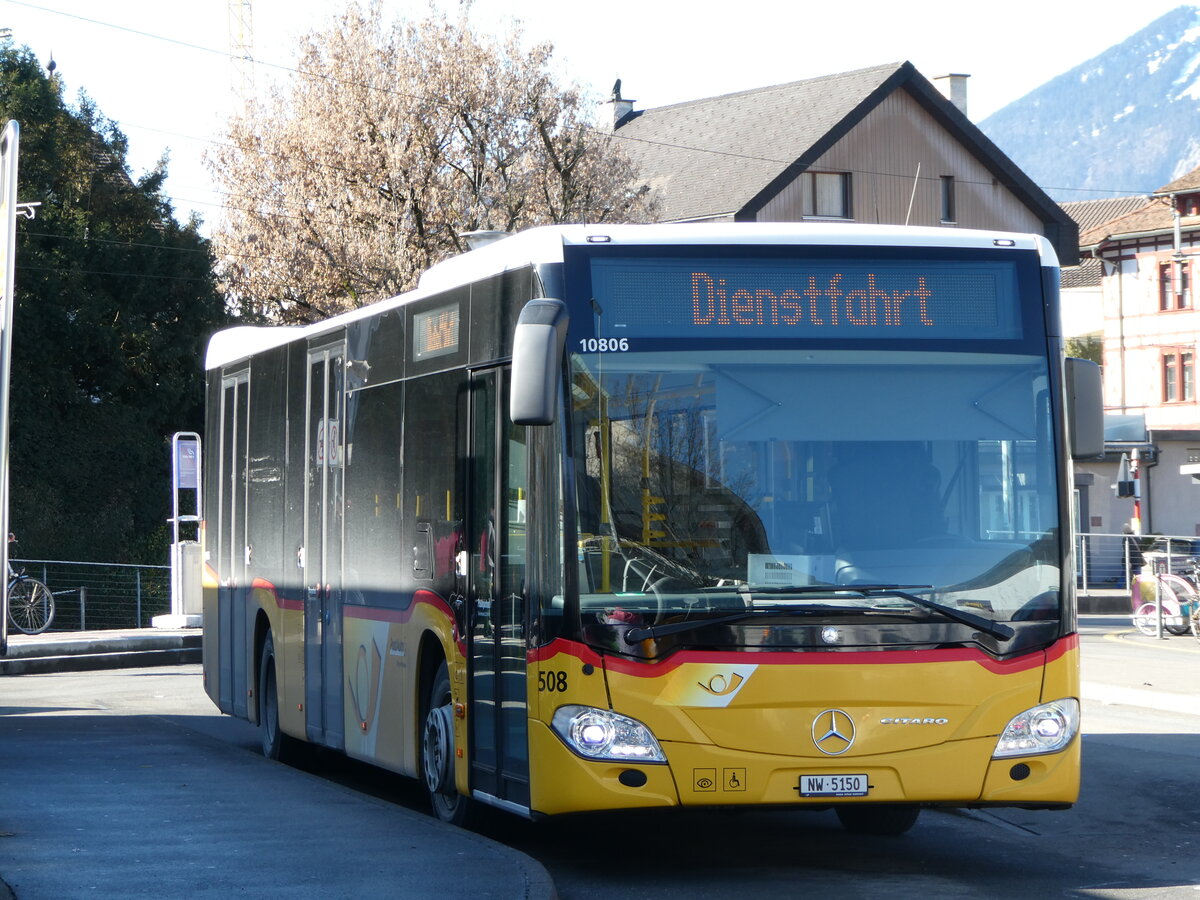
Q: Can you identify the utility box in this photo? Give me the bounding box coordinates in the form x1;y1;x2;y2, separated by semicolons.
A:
154;433;202;629
176;540;203;617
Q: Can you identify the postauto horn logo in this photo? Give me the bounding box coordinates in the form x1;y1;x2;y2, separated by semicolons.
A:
811;708;856;755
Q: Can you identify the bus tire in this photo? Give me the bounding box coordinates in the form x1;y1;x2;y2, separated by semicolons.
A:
835;804;920;836
422;660;473;826
259;632;300;763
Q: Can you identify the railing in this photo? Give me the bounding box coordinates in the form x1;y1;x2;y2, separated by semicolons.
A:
11;559;171;632
8;537;1195;631
1076;533;1198;591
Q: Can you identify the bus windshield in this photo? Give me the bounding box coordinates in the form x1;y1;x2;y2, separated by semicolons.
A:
569;347;1061;648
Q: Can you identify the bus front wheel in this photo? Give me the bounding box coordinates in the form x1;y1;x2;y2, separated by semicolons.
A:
835;804;920;836
422;660;472;826
258;633;300;763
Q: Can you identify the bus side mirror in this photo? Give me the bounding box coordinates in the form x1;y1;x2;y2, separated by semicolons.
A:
1065;357;1103;459
510;299;569;425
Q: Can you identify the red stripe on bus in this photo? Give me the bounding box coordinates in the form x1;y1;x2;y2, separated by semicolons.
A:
342;590;465;655
529;634;1077;677
344;590;455;624
249;580;456;628
250;577;302;611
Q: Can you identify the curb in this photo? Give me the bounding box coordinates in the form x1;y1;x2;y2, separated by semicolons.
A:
0;630;201;675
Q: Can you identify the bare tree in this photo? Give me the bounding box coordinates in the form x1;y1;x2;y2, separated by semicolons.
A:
207;2;655;322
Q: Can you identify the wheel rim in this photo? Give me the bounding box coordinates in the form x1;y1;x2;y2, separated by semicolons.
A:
423;701;454;794
8;581;51;634
1133;602;1160;636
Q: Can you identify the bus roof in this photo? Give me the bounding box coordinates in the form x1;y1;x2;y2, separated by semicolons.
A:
206;223;1057;371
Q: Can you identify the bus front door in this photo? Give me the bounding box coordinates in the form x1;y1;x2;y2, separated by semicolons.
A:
467;367;531;812
303;341;345;750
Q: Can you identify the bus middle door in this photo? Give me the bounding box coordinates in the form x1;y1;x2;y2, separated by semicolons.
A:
303;340;345;750
214;368;249;717
466;367;531;812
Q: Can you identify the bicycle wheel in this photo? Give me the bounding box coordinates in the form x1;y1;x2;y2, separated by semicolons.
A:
1158;575;1195;635
1132;602;1162;636
7;576;54;634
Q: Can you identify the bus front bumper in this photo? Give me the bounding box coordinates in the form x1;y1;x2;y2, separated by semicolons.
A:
528;720;1079;817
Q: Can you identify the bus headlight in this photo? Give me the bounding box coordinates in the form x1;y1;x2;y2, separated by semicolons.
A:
551;705;667;763
993;699;1080;758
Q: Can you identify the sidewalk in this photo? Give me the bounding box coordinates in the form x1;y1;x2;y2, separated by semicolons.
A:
0;627;200;674
0;697;556;900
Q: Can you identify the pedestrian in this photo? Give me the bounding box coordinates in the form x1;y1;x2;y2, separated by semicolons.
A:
1122;524;1144;576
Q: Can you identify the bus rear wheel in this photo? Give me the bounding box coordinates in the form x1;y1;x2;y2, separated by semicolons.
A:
835;804;920;836
422;660;472;826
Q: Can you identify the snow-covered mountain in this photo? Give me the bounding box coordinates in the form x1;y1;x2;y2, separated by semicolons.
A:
980;5;1200;200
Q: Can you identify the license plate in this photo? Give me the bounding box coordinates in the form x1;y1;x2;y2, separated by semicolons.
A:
798;774;870;797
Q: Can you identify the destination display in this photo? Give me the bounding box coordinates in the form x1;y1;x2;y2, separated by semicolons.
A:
588;257;1022;341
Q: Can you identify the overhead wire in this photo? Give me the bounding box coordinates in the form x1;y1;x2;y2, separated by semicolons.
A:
2;0;1162;214
0;0;1165;296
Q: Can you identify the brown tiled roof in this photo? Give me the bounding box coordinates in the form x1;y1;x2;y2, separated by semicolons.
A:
1078;197;1171;246
1061;256;1105;289
1060;197;1149;237
1155;165;1200;194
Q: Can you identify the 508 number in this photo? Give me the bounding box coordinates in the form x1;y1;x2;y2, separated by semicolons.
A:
579;338;629;353
538;670;568;692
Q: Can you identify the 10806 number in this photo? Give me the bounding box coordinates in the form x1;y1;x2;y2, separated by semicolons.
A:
579;338;629;353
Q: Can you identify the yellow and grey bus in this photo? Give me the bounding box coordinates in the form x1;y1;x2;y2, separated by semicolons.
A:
202;223;1102;835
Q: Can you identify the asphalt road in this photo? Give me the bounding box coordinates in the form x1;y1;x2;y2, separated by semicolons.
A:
2;616;1198;899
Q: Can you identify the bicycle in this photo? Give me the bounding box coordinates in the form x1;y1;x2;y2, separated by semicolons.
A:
6;539;54;635
1130;558;1200;641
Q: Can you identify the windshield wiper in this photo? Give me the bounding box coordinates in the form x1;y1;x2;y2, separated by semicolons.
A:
740;583;1013;641
622;608;799;644
620;584;1014;644
848;584;1014;641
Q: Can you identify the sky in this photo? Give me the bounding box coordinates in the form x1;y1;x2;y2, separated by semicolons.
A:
0;0;1192;232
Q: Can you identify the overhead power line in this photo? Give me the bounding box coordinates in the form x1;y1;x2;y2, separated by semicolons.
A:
4;0;1165;207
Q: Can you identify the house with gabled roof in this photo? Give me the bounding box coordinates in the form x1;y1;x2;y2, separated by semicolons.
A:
1072;165;1200;542
611;61;1079;264
1060;196;1150;336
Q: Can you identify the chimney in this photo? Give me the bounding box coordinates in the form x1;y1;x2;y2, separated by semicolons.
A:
608;77;634;130
933;73;969;117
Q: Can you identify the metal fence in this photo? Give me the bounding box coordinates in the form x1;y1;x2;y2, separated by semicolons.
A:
1077;533;1199;592
9;536;1198;632
10;559;171;632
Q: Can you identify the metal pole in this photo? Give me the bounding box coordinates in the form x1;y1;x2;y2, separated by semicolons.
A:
0;121;20;657
1131;449;1142;535
1079;534;1089;591
1154;572;1163;639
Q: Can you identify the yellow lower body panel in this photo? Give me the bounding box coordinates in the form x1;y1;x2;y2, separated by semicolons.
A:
528;720;1080;815
529;721;679;816
665;737;999;805
980;739;1080;805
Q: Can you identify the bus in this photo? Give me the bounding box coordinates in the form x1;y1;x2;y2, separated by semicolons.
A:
202;223;1103;835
